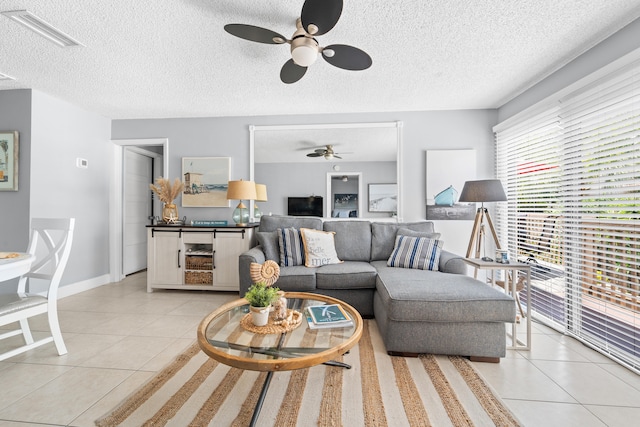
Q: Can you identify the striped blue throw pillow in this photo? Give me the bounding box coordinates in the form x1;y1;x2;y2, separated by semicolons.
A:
387;235;443;270
277;227;306;267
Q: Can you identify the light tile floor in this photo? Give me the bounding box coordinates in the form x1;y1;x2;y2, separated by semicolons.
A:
0;272;639;426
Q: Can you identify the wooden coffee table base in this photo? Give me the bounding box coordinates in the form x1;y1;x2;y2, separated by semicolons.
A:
248;334;353;426
197;292;363;427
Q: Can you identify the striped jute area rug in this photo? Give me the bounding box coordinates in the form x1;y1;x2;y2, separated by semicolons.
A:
96;320;520;427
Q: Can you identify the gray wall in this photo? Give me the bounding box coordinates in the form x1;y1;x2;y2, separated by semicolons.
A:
256;160;396;218
112;110;498;226
499;17;640;122
0;90;31;252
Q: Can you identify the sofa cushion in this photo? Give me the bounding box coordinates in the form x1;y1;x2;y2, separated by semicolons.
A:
273;266;316;291
387;235;443;271
371;221;436;261
372;261;515;323
277;228;305;267
300;228;343;267
260;215;323;232
316;261;377;290
256;231;279;263
323;220;372;261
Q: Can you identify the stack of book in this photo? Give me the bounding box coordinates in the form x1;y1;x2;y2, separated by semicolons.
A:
305;304;354;329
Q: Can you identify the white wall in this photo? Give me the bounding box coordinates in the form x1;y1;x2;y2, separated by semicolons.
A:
112;109;498;254
30;90;112;288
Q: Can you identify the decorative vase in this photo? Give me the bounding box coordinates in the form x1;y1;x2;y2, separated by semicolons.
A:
250;305;270;326
273;291;287;321
162;203;179;224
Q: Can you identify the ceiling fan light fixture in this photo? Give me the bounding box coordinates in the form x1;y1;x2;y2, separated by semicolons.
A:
292;45;317;66
291;36;318;66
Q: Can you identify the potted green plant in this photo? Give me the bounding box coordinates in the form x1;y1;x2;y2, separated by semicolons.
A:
244;281;280;326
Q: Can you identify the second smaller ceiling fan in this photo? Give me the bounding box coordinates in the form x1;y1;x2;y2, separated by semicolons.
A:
307;145;345;160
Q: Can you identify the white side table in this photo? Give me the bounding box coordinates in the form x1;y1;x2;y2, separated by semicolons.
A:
463;258;532;350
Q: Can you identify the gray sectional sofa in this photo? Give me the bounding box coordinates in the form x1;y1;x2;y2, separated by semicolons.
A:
239;215;516;360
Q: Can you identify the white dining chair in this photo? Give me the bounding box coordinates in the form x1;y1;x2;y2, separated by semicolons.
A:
0;218;75;361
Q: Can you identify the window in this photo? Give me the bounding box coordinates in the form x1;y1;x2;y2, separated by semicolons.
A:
495;56;640;371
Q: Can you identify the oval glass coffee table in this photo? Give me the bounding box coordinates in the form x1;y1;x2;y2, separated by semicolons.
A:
197;292;363;426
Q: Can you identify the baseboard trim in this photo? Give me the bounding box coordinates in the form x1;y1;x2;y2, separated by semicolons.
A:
55;274;112;299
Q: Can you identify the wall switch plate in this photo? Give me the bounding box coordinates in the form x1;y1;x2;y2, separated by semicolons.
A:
76;158;88;168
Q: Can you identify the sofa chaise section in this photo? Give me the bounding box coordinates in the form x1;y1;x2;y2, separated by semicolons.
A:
372;261;515;359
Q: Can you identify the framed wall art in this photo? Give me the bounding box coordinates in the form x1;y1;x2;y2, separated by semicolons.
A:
425;149;476;220
0;131;19;191
182;157;230;207
368;183;397;212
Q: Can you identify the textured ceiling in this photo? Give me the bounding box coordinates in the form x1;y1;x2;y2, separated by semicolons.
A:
1;0;640;119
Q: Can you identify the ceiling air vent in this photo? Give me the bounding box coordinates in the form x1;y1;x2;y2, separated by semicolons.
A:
1;10;83;47
0;72;15;81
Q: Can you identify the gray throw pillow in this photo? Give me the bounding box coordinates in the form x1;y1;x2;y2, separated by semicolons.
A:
387;235;443;270
371;222;436;261
397;227;441;241
256;231;279;263
277;227;306;267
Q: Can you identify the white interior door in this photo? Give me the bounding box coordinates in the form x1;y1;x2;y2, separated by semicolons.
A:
124;149;153;275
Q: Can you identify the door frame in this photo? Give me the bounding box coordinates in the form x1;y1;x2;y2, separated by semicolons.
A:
326;172;363;218
110;138;169;282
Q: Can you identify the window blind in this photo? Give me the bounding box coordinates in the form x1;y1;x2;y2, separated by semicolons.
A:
495;106;567;326
495;58;640;370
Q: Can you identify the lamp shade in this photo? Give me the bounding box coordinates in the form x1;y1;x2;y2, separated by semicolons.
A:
226;180;257;201
255;184;268;202
459;179;506;203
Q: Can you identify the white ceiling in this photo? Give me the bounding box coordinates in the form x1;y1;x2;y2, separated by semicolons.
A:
1;0;640;120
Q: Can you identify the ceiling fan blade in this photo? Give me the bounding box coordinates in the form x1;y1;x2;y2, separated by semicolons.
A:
307;153;323;157
301;0;343;36
224;24;287;44
333;155;342;159
322;44;372;71
280;59;307;84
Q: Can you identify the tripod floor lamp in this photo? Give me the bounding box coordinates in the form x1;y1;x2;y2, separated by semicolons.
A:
458;179;507;261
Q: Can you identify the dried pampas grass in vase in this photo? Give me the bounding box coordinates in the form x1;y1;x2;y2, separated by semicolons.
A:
150;178;185;224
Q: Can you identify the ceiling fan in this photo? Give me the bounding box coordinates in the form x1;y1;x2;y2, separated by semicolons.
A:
307;145;345;160
224;0;372;84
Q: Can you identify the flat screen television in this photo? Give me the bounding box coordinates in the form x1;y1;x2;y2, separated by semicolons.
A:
287;196;323;217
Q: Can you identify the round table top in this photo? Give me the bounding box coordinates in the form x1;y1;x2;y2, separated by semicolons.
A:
0;252;34;282
197;292;363;372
